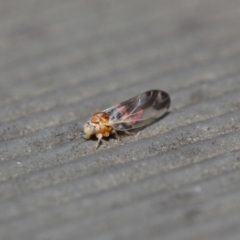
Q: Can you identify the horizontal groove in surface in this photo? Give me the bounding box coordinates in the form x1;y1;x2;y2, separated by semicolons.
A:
1;11;240;105
0;106;239;185
0;70;240;141
1;146;240;224
0;126;239;207
2;1;238;75
1;26;240;122
4;169;240;240
0;7;178;90
83;191;240;240
0;89;239;162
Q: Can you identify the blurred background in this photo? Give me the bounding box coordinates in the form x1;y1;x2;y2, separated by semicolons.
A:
0;0;240;239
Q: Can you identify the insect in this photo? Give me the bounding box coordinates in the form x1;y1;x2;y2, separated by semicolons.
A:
83;90;171;149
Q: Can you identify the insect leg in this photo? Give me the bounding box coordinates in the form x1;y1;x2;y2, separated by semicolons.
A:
95;133;103;150
124;130;135;136
112;129;124;142
114;130;120;140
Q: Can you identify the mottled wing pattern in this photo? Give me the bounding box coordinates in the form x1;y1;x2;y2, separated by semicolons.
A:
103;90;170;131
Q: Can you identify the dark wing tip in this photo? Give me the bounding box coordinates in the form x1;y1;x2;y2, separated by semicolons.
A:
149;90;171;111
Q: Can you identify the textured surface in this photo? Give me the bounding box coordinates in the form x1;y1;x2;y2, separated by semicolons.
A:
0;0;240;239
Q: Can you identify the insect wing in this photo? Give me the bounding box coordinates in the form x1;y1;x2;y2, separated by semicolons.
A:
103;90;170;131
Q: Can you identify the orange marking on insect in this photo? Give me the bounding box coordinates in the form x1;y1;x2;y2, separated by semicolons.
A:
91;112;109;124
90;112;112;135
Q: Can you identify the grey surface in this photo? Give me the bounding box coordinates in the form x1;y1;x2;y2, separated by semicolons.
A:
0;0;240;239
